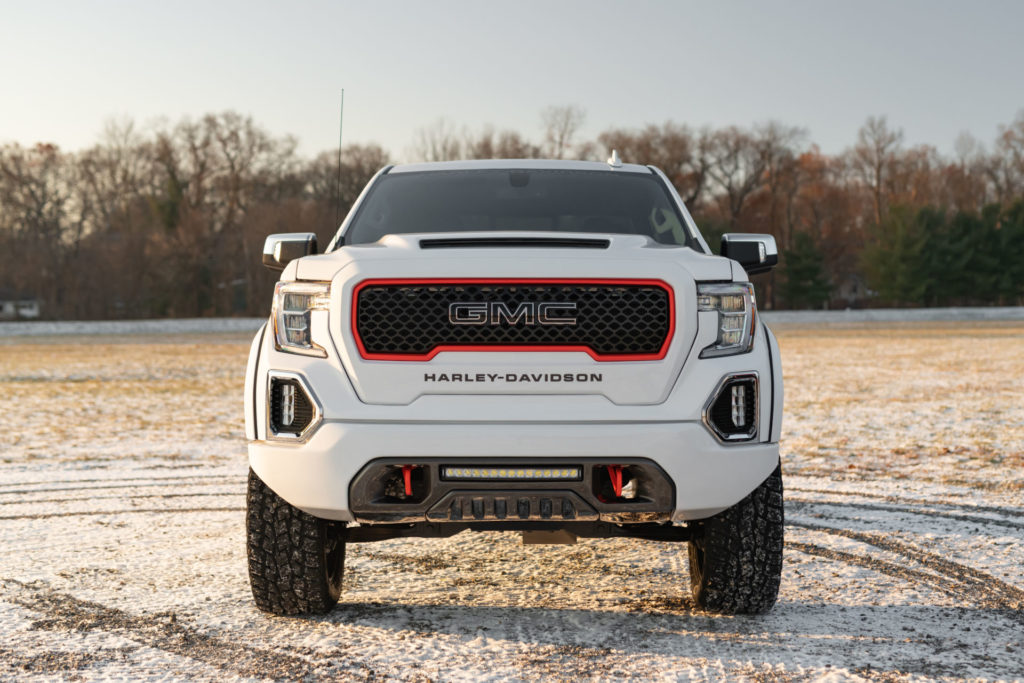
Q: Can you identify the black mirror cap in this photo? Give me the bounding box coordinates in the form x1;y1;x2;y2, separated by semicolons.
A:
720;233;779;275
262;233;318;271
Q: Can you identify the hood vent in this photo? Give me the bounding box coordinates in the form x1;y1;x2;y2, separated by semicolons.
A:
419;237;610;250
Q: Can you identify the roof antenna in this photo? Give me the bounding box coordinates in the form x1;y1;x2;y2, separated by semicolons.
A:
607;149;622;168
334;89;345;227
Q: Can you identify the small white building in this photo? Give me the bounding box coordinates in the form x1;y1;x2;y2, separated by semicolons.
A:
0;290;41;319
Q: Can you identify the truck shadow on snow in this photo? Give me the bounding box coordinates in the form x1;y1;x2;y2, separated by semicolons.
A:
318;600;1021;679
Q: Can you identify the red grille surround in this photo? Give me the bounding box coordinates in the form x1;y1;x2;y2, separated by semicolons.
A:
351;278;676;362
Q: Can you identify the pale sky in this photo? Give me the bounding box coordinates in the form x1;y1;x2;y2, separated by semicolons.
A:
2;0;1022;161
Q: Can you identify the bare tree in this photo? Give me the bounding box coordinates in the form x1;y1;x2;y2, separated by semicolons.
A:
0;143;86;315
541;105;586;159
410;118;464;162
887;144;943;208
756;121;807;249
941;132;991;211
988;111;1024;203
703;126;769;227
306;143;390;221
78;118;155;233
464;127;542;160
598;122;710;207
848;116;904;225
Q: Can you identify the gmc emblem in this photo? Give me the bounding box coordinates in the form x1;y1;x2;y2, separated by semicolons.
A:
449;301;578;326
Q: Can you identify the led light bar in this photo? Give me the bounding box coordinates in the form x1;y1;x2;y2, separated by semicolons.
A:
441;466;582;481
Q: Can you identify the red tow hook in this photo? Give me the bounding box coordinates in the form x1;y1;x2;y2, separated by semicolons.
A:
402;465;414;497
608;465;623;498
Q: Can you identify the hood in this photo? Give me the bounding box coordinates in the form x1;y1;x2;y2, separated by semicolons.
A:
296;232;732;406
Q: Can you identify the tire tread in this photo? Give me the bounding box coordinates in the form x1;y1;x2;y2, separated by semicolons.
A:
688;462;784;614
246;468;344;615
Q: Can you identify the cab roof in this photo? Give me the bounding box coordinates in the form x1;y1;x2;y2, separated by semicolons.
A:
387;159;653;175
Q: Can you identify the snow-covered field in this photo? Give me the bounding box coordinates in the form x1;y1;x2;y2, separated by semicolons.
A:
1;322;1022;681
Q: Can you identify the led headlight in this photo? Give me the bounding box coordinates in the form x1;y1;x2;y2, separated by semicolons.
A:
272;281;330;357
697;283;757;357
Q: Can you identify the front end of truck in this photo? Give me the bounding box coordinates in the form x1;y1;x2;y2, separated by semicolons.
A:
244;160;784;616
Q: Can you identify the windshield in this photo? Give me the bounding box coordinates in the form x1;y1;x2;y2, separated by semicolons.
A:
340;169;699;248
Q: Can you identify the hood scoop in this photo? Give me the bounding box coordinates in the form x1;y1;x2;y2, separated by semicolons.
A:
419;236;610;250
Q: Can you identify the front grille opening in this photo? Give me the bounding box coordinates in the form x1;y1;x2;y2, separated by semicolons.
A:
355;281;672;358
708;377;757;440
269;378;314;435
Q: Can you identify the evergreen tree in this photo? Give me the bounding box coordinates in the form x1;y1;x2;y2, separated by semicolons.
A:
861;206;928;306
997;201;1024;304
779;232;832;309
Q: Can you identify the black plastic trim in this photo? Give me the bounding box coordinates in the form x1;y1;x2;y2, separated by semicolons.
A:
252;322;266;440
332;165;394;249
345;521;691;543
349;457;676;525
420;237;610;250
763;322;776;442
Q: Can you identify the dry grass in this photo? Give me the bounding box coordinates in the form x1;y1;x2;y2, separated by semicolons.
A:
0;338;250;463
775;322;1024;489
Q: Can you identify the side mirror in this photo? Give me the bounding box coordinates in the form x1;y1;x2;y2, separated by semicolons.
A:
262;233;318;271
720;233;778;275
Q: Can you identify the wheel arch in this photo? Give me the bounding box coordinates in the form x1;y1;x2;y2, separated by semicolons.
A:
244;322;268;442
762;322;783;443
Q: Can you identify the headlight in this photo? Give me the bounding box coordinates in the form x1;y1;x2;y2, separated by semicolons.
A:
697;283;756;357
272;281;331;357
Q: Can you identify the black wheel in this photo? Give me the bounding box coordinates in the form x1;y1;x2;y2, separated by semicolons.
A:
687;462;783;614
246;468;347;615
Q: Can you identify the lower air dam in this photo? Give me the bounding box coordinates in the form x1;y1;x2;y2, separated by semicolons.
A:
424;372;603;383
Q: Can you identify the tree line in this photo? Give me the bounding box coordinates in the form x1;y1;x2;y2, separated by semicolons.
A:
1;106;1022;319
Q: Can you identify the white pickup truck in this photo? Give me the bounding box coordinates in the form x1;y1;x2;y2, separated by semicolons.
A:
244;158;784;616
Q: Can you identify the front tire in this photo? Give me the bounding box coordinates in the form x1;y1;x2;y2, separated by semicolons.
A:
246;468;347;615
687;462;783;614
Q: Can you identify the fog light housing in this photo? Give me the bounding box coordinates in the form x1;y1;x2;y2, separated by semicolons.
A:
703;373;758;442
267;371;321;440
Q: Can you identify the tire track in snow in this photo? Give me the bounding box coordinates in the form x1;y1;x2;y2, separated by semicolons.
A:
789;522;1024;618
790;471;1024;493
0;578;365;680
788;541;970;603
0;479;243;497
788;498;1024;532
0;492;242;507
789;486;1024;518
0;473;241;489
0;507;243;521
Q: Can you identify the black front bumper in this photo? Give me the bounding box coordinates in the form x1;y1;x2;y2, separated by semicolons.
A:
348;457;675;525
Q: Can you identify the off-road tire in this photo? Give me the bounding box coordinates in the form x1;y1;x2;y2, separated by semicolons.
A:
246;468;347;615
687;462;783;614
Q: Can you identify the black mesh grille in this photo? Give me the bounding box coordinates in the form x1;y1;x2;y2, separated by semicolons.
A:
355;281;672;357
709;377;757;438
269;378;314;434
